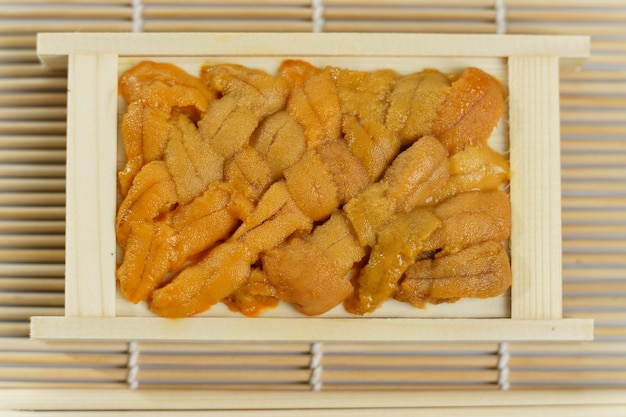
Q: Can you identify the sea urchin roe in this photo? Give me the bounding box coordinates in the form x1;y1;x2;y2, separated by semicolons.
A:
116;59;510;318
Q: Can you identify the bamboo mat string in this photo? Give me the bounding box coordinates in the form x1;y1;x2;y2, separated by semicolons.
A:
309;342;323;391
497;342;510;391
132;0;144;33
312;0;325;33
127;341;140;390
495;0;506;35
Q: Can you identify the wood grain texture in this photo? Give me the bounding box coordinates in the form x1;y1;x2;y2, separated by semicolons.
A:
64;53;118;318
30;317;594;342
508;56;563;320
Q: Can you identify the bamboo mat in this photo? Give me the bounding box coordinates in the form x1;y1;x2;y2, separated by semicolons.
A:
1;0;626;413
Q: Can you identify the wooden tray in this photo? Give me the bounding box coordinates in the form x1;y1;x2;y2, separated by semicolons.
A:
30;32;593;342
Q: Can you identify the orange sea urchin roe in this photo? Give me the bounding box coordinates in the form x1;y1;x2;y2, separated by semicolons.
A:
116;60;510;318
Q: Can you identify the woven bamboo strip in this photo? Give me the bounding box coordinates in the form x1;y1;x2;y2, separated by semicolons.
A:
322;343;499;353
1;0;130;3
561;139;626;152
320;355;498;368
0;107;66;120
507;9;626;23
0;291;64;306
0;49;38;63
9;404;626;416
0;121;66;134
561;110;626;123
142;6;311;19
0;192;66;206
143;0;310;4
564;281;626;292
0;78;67;91
562;210;626;222
0;306;64;320
1;6;132;19
322;21;497;33
136;384;312;391
562;182;626;193
0;277;65;292
0;22;133;33
563;267;626;280
4;389;626;411
507;23;626;36
142;21;313;32
321;369;498;383
508;341;626;353
563;296;626;308
561;70;626;81
565;311;626;321
0;164;66;178
562;168;626;178
0;93;66;106
0;220;65;234
1;367;128;382
562;196;626;209
508;356;626;368
563;253;626;265
561;95;626;108
0;234;65;248
322;8;495;21
561;153;626;165
0;381;126;390
594;327;626;338
562;224;626;236
137;368;312;383
0;150;66;163
561;126;626;137
505;0;626;5
0;64;57;77
591;40;626;53
0;35;37;49
0;135;66;149
321;384;499;391
137;342;312;354
324;0;494;5
560;80;626;94
0;207;65;220
0;178;65;192
0;351;127;366
0;262;64;277
508;370;626;383
562;240;626;250
0;322;29;337
138;354;311;368
0;249;65;263
0;337;128;352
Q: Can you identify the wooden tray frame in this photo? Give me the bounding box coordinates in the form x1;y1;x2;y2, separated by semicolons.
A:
31;32;593;342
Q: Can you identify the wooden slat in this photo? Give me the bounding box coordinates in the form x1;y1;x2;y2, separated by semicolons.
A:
142;6;311;19
320;354;498;368
0;178;65;192
0;306;63;320
508;55;562;320
138;353;311;368
0;6;132;19
142;21;314;32
0;149;66;163
137;341;312;354
0;291;64;306
0;135;66;149
63;52;118;318
138;368;311;383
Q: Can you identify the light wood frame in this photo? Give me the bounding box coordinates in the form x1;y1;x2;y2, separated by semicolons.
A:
31;32;593;342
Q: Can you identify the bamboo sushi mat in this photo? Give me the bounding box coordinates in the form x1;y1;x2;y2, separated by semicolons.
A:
1;0;626;414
